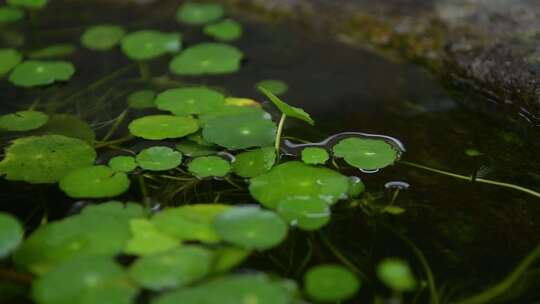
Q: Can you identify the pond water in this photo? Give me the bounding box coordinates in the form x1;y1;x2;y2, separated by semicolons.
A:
1;0;540;303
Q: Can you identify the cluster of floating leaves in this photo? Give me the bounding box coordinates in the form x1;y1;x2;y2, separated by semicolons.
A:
0;2;408;304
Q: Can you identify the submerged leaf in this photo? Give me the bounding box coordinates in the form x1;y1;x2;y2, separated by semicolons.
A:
333;137;399;170
28;44;76;59
59;165;130;198
0;48;22;75
7;0;48;9
249;161;349;209
81;24;125;50
9;60;75;87
136;146;182;171
31;256;138;304
258;86;314;125
256;79;288;96
176;2;224;25
232;147;275;178
128;115;198;140
121;30;181;60
0;135;96;184
377;258;417;292
127;89;156;109
39;114;96;144
175;140;217;157
202;109;276;150
304;264;360;302
213;206;288;250
155;86;225;116
0;212;23;258
152;204;230;243
0;111;48;131
129;246;213;290
170;43;243;75
276;197;331;231
204;19;243;41
188;156;231;178
0;6;24;23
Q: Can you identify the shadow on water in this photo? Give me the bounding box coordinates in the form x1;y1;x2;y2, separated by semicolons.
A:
1;0;540;302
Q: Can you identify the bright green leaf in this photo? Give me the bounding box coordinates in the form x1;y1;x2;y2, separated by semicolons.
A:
155;86;225;116
170;43;243;75
377;258;417;292
9;60;75;87
232;147;275;178
136;146;182;171
301;147;329;165
333;137;399;171
276;197;331;231
304;265;360;302
0;212;23;258
127;90;156;109
108;155;137;173
256;79;288;96
0;111;48;131
188;156;230;178
81;25;125;50
124;219;179;256
258;86;314;125
176;2;224;25
128;115;198;140
204;19;242;41
121;30;181;61
59;165;130;198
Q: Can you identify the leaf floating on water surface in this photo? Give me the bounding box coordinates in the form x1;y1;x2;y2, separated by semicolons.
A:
108;155;137;173
204;19;243;41
249;161;349;209
123;218;179;256
304;264;360;302
0;212;23;258
301;147;329;165
59;165;130;198
213;205;288;250
276;196;331;231
155;86;225;116
202;109;276;150
31;255;138;304
136;146;182;171
333;137;399;171
232;147;276;178
188;155;231;178
9;60;75;87
128;115;198;140
7;0;48;9
121;30;181;61
39;114;96;145
169;43;243;75
258;86;314;125
175;140;217;157
0;48;22;75
129;246;213;291
176;2;224;25
81;24;125;51
0;135;96;184
0;110;48;131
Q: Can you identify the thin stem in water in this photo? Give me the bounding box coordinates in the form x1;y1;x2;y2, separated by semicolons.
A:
100;109;129;142
275;114;287;161
399;161;540;200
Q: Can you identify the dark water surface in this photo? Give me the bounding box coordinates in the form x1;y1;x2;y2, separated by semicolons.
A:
2;0;540;303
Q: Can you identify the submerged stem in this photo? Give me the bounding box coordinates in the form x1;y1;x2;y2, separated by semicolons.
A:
275;114;287;161
137;61;150;81
319;232;370;283
452;244;540;304
398;161;540;200
101;109;129;142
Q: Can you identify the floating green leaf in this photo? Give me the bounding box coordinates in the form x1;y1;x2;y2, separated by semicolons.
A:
214;206;288;250
376;258;417;292
198;104;261;126
28;44;76;59
121;30;181;61
81;25;125;50
129;246;212;291
188;156;231;178
333;137;399;171
176;2;224;25
15;201;143;274
0;111;48;131
155;86;225;116
0;135;96;184
0;212;23;258
31;256;138;304
258;86;314;125
127;89;156;109
39;114;95;144
301;147;329;165
0;48;22;75
249;161;349;209
276;197;331;231
124;219;179;256
170;43;243;75
202;110;276;150
0;6;24;23
304;265;360;302
232;147;275;178
9;60;75;87
136;146;182;171
128;115;198;140
59;165;130;198
204;19;242;41
7;0;48;9
212;246;251;273
256;79;288;96
152;204;230;243
108;155;137;173
153;274;290;304
175;140;217;157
